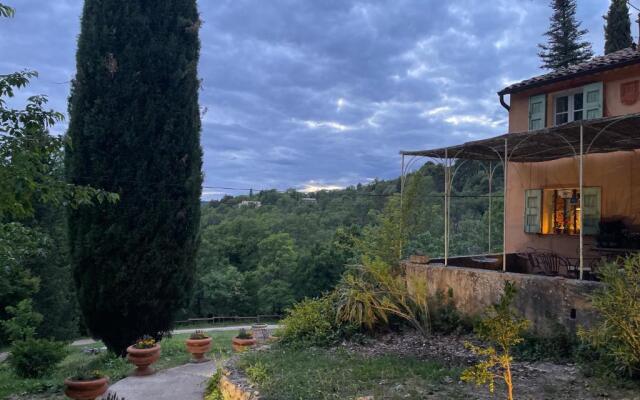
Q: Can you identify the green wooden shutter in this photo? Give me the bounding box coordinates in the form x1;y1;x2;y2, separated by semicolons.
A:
524;189;542;234
582;187;601;235
583;82;603;120
528;94;546;130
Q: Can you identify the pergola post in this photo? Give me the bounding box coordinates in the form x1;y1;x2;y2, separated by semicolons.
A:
400;154;405;261
444;149;449;267
503;139;508;272
488;162;493;253
579;124;584;280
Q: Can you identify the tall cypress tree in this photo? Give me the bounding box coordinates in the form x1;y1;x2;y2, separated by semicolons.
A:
604;0;633;54
66;0;203;355
538;0;594;70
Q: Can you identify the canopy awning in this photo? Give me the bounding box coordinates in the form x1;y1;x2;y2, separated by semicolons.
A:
401;113;640;162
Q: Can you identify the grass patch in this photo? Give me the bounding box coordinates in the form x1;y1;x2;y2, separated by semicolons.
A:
237;347;463;400
0;331;235;400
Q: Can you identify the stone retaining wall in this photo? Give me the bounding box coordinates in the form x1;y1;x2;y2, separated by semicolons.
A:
404;262;603;334
218;357;261;400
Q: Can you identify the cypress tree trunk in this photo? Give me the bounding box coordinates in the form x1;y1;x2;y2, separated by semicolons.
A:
66;0;202;355
604;0;633;54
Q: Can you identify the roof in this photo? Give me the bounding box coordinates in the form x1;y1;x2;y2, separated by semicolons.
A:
400;113;640;163
498;47;640;96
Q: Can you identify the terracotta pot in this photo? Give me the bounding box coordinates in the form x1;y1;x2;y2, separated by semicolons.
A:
232;336;256;352
63;377;109;400
185;337;212;363
126;344;161;376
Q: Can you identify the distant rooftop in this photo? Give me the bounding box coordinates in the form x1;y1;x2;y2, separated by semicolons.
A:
498;47;640;95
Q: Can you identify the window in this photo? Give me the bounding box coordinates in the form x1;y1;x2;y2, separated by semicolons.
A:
523;187;601;235
554;91;584;126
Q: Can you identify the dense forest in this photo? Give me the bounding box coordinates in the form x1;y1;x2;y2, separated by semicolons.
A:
184;160;504;319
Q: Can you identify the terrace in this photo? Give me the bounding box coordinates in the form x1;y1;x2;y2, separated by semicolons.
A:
400;113;640;282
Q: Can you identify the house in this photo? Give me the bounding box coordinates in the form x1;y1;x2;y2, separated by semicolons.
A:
238;200;262;208
400;47;640;333
499;47;640;262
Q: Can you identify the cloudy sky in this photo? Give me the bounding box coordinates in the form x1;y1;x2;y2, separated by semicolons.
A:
0;0;629;198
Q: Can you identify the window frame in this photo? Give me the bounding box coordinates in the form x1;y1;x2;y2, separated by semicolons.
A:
552;87;584;126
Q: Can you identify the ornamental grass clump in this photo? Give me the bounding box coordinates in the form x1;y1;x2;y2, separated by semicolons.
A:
461;282;529;400
578;255;640;377
334;256;431;337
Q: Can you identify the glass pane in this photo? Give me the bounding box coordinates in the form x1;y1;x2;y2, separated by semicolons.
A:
587;90;599;103
574;110;583;121
556;96;569;113
574;92;583;110
555;112;568;125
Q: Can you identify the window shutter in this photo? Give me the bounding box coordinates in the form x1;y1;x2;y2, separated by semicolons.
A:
528;94;546;130
583;82;603;120
582;187;601;235
524;189;542;234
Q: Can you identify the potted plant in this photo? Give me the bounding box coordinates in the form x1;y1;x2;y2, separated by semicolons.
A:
185;330;212;363
231;328;256;352
126;335;161;376
64;369;109;400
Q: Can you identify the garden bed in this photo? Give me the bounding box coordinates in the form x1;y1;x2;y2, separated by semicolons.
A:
235;332;640;400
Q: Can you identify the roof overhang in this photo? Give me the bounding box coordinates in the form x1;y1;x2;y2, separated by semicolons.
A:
401;113;640;163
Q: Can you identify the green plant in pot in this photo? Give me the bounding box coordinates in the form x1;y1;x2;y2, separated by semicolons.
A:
185;330;212;363
126;335;161;376
64;369;109;400
232;328;256;352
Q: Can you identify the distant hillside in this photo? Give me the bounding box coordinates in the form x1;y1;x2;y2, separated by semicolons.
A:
185;160;503;318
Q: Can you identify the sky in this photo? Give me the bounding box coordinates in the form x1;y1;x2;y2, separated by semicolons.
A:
0;0;630;199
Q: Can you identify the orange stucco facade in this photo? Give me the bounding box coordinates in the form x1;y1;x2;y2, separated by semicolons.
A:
505;64;640;257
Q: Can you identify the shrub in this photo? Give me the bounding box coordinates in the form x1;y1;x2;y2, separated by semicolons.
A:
8;338;67;378
245;360;269;385
280;296;340;347
514;326;579;362
461;282;529;400
578;255;640;377
430;288;473;335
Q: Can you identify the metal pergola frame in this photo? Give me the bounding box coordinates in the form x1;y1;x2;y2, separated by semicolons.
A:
400;113;640;280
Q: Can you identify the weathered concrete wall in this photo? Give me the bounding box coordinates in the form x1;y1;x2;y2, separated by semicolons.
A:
405;262;603;335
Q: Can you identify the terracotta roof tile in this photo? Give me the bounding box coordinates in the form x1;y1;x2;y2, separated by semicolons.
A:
498;47;640;95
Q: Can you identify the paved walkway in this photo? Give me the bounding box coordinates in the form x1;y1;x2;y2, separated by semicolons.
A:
72;324;280;346
106;360;216;400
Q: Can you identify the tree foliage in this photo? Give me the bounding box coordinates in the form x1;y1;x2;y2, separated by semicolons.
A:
66;0;203;354
604;0;633;54
538;0;593;70
578;255;640;376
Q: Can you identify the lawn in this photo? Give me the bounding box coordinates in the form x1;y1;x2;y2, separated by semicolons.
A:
0;331;235;400
237;347;465;400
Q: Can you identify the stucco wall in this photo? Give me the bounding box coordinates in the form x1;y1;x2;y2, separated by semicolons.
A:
507;63;640;133
505;150;640;257
405;262;602;335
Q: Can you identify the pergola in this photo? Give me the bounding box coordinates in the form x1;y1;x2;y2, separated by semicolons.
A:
399;113;640;280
